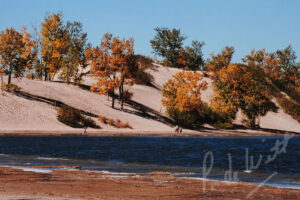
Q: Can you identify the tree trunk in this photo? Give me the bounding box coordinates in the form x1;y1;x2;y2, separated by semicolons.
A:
250;116;256;129
111;91;115;109
119;86;121;103
44;70;48;81
121;83;124;110
8;73;11;84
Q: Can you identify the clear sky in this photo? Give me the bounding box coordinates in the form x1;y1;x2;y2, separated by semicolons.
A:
1;0;299;62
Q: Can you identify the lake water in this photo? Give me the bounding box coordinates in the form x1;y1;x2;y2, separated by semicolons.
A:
0;135;298;188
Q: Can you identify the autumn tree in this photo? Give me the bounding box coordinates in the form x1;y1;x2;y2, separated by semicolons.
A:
21;27;38;77
162;71;208;128
215;64;277;128
150;27;186;67
275;45;299;89
59;21;88;83
176;48;187;69
40;12;68;80
243;47;300;101
177;40;205;70
87;33;137;109
0;27;36;84
206;46;234;73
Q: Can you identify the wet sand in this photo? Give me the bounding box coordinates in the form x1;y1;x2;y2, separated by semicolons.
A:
0;129;298;137
0;167;298;200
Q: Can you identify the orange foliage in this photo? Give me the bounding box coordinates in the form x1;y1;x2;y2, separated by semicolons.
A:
176;48;187;69
207;46;234;72
162;71;207;113
87;33;136;109
98;116;132;129
0;27;36;84
215;63;277;127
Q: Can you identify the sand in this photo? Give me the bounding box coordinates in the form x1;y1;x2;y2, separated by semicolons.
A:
0;64;299;134
0;167;298;200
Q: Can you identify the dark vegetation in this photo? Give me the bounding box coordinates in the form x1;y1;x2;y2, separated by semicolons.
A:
57;105;99;128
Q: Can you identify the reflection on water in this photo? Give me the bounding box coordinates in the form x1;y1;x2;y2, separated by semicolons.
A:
0;136;298;188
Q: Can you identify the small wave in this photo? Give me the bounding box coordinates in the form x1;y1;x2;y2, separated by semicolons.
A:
244;170;252;173
99;170;135;175
1;165;53;173
36;156;71;161
173;172;196;175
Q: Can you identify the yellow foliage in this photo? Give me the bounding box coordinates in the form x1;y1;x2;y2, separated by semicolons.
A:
162;71;207;113
41;12;68;79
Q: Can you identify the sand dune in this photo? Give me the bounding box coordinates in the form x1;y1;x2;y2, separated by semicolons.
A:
0;64;299;133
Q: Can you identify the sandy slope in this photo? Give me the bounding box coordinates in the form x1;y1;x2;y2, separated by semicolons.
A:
0;64;299;133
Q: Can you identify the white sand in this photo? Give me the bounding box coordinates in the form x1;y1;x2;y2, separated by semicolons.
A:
0;64;299;133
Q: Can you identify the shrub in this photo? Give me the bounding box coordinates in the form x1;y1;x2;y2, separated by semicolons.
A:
132;68;154;86
57;105;100;128
1;83;21;92
98;115;132;129
123;90;133;100
98;116;108;124
167;104;234;130
26;73;36;79
214;122;234;129
167;107;203;129
81;117;100;128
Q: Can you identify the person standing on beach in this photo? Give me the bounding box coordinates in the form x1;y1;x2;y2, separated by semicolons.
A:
179;126;183;134
84;125;87;133
175;125;179;134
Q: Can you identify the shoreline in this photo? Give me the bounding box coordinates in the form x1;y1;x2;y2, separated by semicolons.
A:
4;165;300;190
0;129;298;137
0;166;298;200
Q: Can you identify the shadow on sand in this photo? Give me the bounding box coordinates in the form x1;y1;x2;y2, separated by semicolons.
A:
12;84;300;135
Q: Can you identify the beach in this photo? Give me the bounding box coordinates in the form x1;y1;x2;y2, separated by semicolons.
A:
0;167;298;200
0;129;298;137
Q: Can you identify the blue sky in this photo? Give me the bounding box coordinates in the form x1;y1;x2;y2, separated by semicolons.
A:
1;0;300;62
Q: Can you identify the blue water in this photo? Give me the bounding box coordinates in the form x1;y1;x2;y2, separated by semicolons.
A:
0;135;298;188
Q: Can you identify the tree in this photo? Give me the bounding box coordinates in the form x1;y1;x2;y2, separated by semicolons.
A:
215;64;277;128
87;33;137;109
21;26;38;77
0;27;36;84
184;40;205;70
275;45;299;88
206;46;234;72
59;21;88;83
243;47;300;94
150;27;186;67
162;71;208;112
176;41;205;71
29;23;44;80
40;12;68;80
176;48;187;69
162;71;208;128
